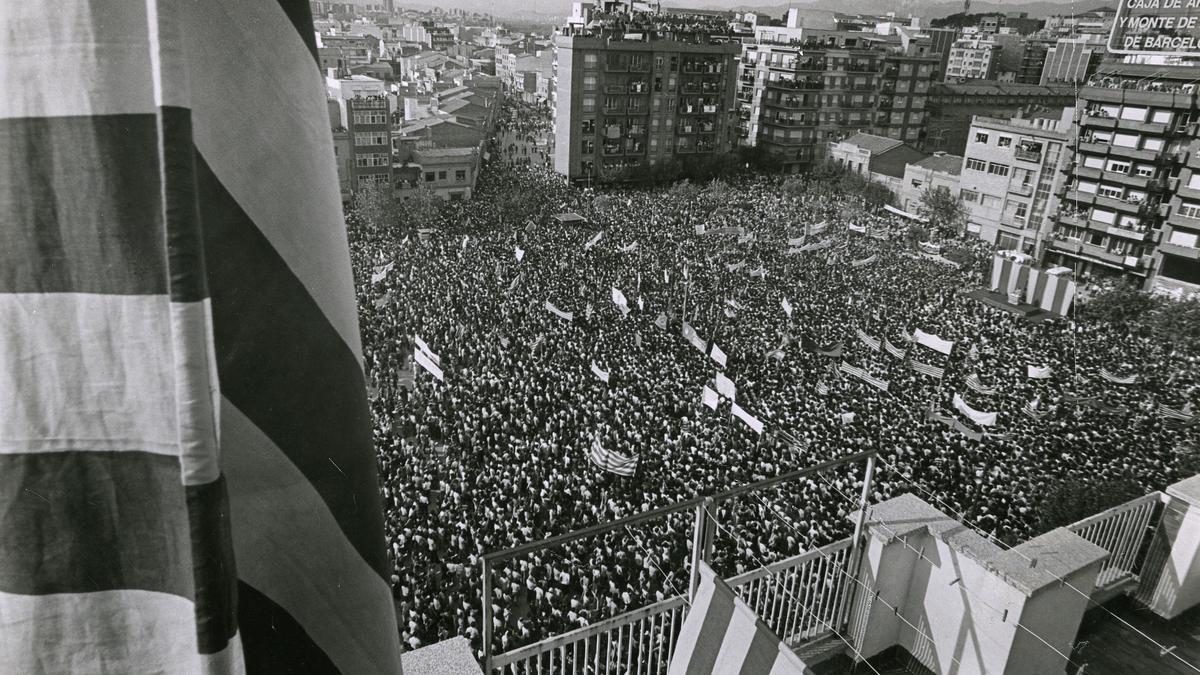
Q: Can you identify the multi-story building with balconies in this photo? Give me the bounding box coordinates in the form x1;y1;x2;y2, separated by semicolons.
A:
736;30;939;173
552;4;740;183
1044;63;1200;292
958;110;1073;251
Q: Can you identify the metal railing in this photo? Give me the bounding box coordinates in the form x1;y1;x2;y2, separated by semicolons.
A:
1067;491;1163;591
490;538;855;674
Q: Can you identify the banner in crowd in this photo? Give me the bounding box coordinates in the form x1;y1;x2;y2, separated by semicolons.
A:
748;267;767;279
808;221;827;236
884;339;907;360
850;254;877;268
710;344;727;368
1158;402;1195;422
817;341;845;358
715;372;737;401
731;403;764;434
588;436;638;476
965;374;998;396
0;4;408;670
702;385;720;410
952;419;985;441
611;287;629;309
727;261;746;273
1024;266;1076;317
953;393;997;426
927;406;956;427
695;224;706;235
847;223;867;234
371;261;394;284
885;203;928;222
787;236;806;246
415;349;444;382
545;300;574;322
1027;365;1053;379
709;226;745;236
1099;368;1138;385
855;329;880;351
912;329;954;355
373;292;392;309
414;335;439;364
583;231;604;250
839;362;890;391
507;272;524;295
781;298;793;317
918;242;942;255
911;360;945;379
667;561;807;675
840;412;856;425
619;242;639;253
590;362;610;383
797;239;832;253
1023;397;1048;420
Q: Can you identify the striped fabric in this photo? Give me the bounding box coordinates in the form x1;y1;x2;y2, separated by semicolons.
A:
1;3;400;674
883;339;907;359
1099;368;1138;385
588;436;639;476
912;361;946;379
850;254;878;268
839;362;890;391
1158;403;1196;422
1023;398;1048;421
668;562;808;675
965;374;997;395
855;328;881;351
816;381;830;396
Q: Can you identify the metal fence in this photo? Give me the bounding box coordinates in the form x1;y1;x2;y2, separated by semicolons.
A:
1067;491;1163;592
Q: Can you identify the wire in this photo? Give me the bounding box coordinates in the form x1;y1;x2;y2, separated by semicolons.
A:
623;524;690;607
811;473;1082;670
701;505;885;675
862;458;1200;673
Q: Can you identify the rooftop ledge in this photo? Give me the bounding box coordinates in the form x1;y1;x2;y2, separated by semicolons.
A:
1168;473;1200;506
854;493;1109;597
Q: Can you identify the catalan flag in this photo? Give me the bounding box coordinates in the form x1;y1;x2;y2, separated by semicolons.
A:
1099;368;1138;385
965;373;997;396
668;562;807;675
855;328;881;351
911;360;946;380
0;3;400;673
588;436;639;476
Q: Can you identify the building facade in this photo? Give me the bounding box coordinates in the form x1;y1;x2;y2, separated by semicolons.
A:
1039;36;1105;86
553;29;740;182
959;110;1072;250
1045;63;1200;293
736;31;938;173
945;35;999;81
923;81;1075;155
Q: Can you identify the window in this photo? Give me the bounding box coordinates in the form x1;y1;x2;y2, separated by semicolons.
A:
1015;202;1028;218
354;131;387;146
449;191;464;202
1143;137;1164;152
911;179;924;188
965;157;986;171
1135;164;1156;178
583;75;597;90
980;194;999;207
1113;133;1139;148
1106;160;1131;174
997;136;1012;148
582;119;595;134
1083;156;1104;169
1169;230;1199;248
1088;231;1106;246
1180;202;1200;219
1077;181;1098;194
1120;106;1148;122
424;171;436;182
582;139;594;154
584;53;598;68
974;132;989;144
1189;174;1200;190
1091;208;1116;225
961;189;979;202
438;171;447;180
1151;110;1173;124
1098;185;1123;199
455;170;466;182
987;162;1010;177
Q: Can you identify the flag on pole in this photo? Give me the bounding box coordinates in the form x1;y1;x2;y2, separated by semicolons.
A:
545;300;574;322
731;403;764;434
0;3;402;672
781;298;793;317
682;321;708;353
515;246;525;262
414;334;440;364
667;561;808;675
655;312;669;331
1099;368;1138;385
414;348;445;382
611;286;629;310
588;436;638;476
710;344;727;368
590;362;610;383
702;385;720;410
635;332;643;348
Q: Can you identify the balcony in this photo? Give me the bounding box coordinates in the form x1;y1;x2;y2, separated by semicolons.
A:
1014;147;1042;163
604;84;626;94
1008;182;1034;197
1160;240;1200;259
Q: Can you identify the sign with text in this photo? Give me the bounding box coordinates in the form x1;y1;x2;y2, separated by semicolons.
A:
1109;0;1200;55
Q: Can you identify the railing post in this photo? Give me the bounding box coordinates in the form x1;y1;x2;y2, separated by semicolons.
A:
839;453;876;631
482;557;494;673
690;498;715;599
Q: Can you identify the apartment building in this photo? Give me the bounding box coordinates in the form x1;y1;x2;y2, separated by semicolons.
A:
923;81;1075;155
945;35;999;81
553;9;740;182
326;75;394;193
1046;64;1200;293
959;110;1073;250
737;31;938;172
898;152;963;215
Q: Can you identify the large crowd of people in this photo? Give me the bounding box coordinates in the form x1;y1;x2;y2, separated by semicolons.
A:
346;155;1199;657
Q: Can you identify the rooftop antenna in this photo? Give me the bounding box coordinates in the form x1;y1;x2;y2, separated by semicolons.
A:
963;0;971;14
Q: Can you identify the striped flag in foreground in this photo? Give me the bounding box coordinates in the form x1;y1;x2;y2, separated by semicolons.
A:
1;1;400;673
668;562;808;675
589;436;639;476
1099;368;1138;385
965;373;997;395
1158;403;1196;423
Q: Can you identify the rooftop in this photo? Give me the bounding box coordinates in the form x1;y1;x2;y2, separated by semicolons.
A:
913;153;964;175
931;80;1075;97
840;132;904;155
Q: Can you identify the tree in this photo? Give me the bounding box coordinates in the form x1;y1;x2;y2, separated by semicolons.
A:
918;186;966;238
399;185;443;232
1076;281;1161;326
352;182;403;233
